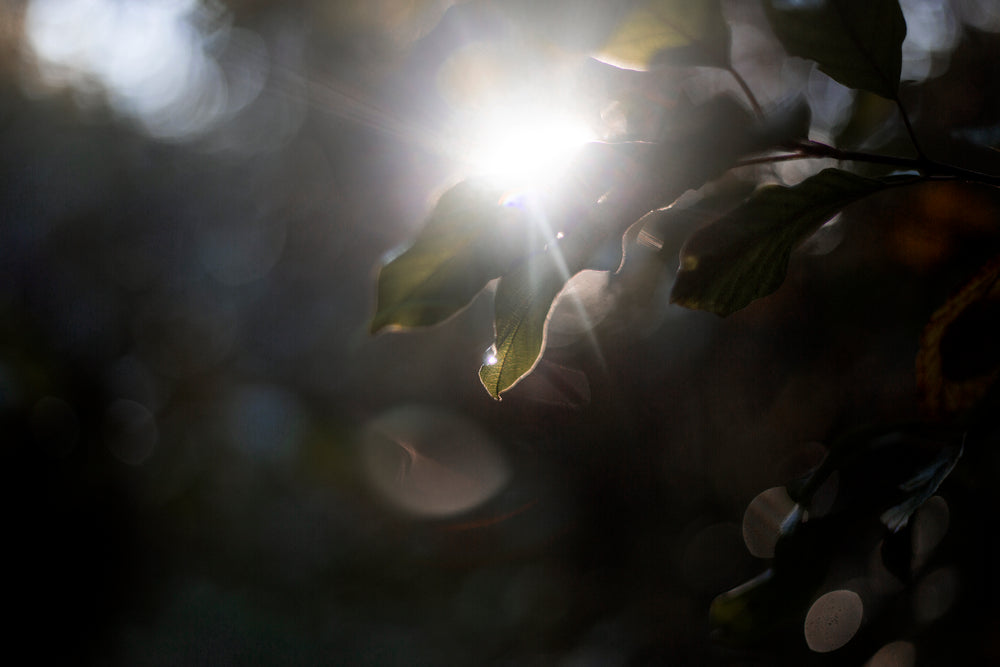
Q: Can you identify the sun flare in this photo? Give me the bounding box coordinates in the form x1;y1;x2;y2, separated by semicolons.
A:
462;105;596;190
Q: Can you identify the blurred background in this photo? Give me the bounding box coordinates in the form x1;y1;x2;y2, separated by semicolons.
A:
3;0;1000;664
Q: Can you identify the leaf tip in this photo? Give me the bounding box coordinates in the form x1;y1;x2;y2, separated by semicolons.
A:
478;366;503;401
368;310;395;335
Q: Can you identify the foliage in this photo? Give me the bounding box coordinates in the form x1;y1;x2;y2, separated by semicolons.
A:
371;0;1000;653
670;168;917;315
763;0;906;100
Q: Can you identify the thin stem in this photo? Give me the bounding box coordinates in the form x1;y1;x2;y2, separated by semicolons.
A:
735;139;1000;188
726;65;764;120
923;159;1000;188
735;153;811;167
894;97;926;160
793;140;925;170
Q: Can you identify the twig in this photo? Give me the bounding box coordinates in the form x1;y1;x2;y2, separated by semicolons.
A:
894;97;926;160
735;153;810;167
726;65;765;121
736;140;1000;189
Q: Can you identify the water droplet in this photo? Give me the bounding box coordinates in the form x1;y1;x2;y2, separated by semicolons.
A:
484;345;499;366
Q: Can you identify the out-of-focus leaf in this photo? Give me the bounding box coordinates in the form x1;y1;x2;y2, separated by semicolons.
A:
594;0;729;71
836;90;898;149
501;359;592;408
479;253;577;400
917;252;1000;418
487;0;638;52
371;181;530;333
615;181;754;286
671;168;913;316
718;421;964;646
785;423;964;530
710;555;827;646
624;96;808;196
764;0;906;99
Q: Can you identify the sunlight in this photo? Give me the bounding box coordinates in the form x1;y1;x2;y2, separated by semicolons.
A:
462;105;596;190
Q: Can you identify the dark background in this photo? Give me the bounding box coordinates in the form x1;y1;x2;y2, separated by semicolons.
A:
3;1;1000;664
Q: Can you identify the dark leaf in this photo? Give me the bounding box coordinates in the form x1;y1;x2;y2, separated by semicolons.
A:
764;0;906;99
594;0;730;71
835;90;899;149
917;252;1000;418
717;422;963;646
622;96;809;199
370;181;531;333
785;423;964;531
670;168;912;316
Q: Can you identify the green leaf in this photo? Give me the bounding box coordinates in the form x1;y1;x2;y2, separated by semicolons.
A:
370;181;530;333
670;168;910;316
594;0;730;71
764;0;906;99
479;253;575;400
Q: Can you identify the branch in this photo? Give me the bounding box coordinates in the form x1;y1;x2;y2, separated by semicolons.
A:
726;65;764;120
894;96;926;160
736;141;1000;189
793;140;925;170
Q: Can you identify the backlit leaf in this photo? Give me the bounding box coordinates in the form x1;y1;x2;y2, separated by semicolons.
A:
671;168;914;316
370;181;529;333
594;0;729;71
764;0;906;99
477;95;810;397
479;253;577;400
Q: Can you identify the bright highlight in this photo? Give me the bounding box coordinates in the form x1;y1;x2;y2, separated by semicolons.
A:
464;106;596;189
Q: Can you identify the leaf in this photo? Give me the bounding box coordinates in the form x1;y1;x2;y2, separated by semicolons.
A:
476;95;812;397
764;0;906;99
835;90;898;149
594;0;730;71
479;253;576;399
916;252;1000;418
670;168;911;316
370;181;530;333
716;421;963;646
476;96;777;398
